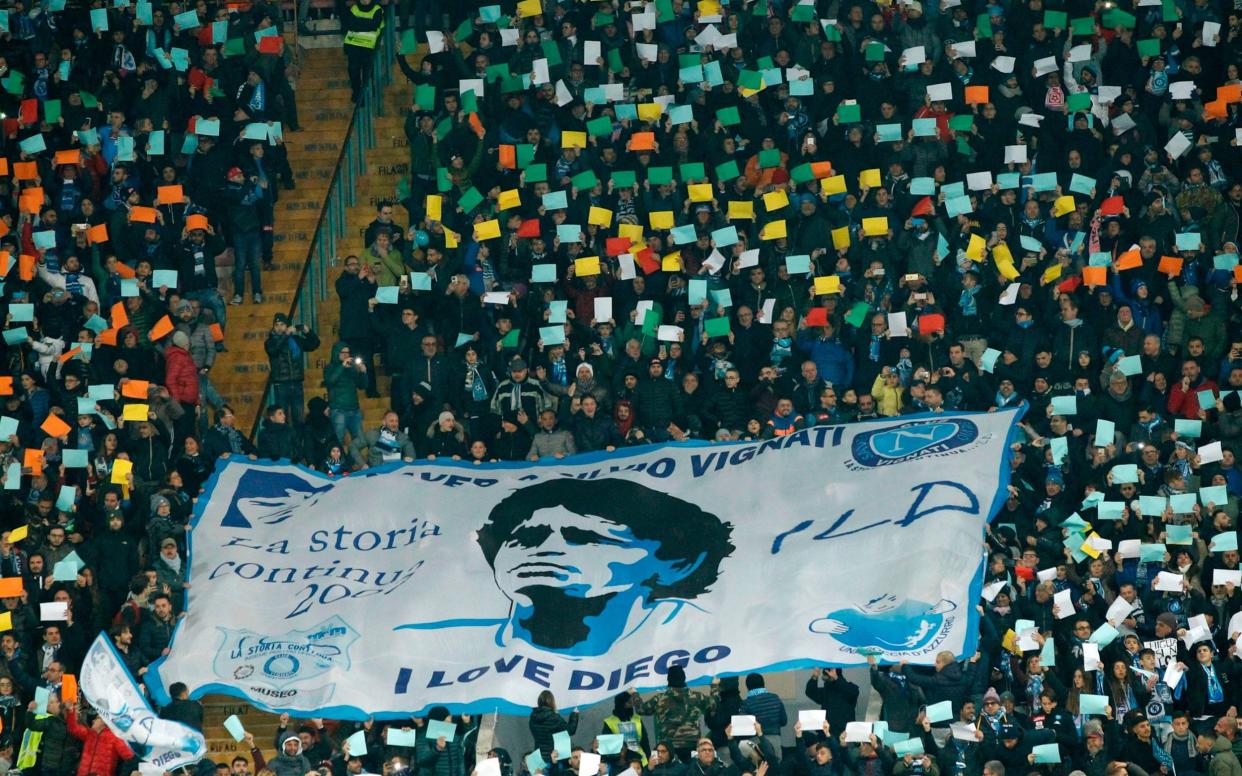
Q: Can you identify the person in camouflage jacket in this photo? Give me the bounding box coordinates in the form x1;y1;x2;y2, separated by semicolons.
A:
630;666;721;761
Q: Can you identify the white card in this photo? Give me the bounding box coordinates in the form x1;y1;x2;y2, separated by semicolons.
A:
477;759;501;776
1053;589;1075;618
1111;113;1137;135
426;31;446;53
992;56;1015;73
1170;81;1195;100
632;11;656;30
999;283;1021;305
982;580;1006;602
40;602;68;621
1033;56;1058;76
1203;21;1220;46
1155;571;1185;591
887;312;909;337
731;715;758;736
594;297;613;323
1068;44;1092;62
901;45;926;64
951;40;976;57
578;753;601;776
845;722;872;743
798;709;826;729
657;325;684;342
967;171;993;191
532;59;550;85
1019;113;1045;127
584;40;601;64
1097;85;1122;103
950;722;977;741
1166;132;1193;160
618;254;637;280
1216;570;1242;587
482;292;510;305
1004;145;1028;163
1199;441;1224;464
635;300;654;322
1083;642;1101;671
500;28;519;46
1163;662;1185;688
1105;596;1134;625
738;249;760;268
758;299;776;324
1037;568;1058;582
1117;539;1141;558
555;80;574;107
636;43;659;62
926;82;953;102
459;78;484;97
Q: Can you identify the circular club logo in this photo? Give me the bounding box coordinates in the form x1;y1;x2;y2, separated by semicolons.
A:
852;419;979;467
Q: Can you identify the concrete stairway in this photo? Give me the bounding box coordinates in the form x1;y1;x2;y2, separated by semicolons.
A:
200;694;284;765
208;45;353;434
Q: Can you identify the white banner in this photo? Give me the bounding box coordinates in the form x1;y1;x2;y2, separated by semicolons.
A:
81;634;206;770
151;411;1017;718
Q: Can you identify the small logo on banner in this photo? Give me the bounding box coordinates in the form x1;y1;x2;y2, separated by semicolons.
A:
213;615;359;703
809;595;956;654
850;419;978;467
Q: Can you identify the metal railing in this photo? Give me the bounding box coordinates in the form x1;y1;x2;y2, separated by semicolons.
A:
248;5;396;439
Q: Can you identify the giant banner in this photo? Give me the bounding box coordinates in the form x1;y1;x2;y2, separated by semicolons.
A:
152;410;1017;718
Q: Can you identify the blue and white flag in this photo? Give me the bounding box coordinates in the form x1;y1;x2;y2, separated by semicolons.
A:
81;634;205;771
152;410;1018;718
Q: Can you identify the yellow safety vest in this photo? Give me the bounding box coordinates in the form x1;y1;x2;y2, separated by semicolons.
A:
603;715;647;766
344;4;382;48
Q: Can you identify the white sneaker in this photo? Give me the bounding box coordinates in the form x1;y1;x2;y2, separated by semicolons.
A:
254;293;263;303
230;294;242;305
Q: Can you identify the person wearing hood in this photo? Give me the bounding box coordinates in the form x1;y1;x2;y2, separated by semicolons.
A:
602;692;650;767
269;730;313;776
301;397;341;466
324;341;369;445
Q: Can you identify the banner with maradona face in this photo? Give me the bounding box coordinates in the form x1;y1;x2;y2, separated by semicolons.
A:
150;410;1018;718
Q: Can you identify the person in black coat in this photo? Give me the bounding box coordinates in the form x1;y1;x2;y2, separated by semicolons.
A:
335;257;380;396
804;668;860;737
159;681;204;732
256;405;304;463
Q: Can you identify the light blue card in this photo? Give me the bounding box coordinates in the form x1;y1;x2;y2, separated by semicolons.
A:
152;269;178;288
409;273;432;291
1176;233;1201;251
63;449;89;468
540;325;565;346
552;731;571;757
1094;419;1115;443
1117;355;1142;376
77;397;97;415
1140;543;1167;562
1079;694;1108;715
543;191;568;210
924;700;953;723
1140;495;1167;516
531;265;557;283
87;384;114;400
3;328;28;346
548;300;568;324
597;735;623;755
876;123;902;142
8;304;33;323
387;728;417;747
786;254;811;274
1098;501;1124;520
375;287;399;304
32;231;56;250
910;177;936;195
0;417;16;439
1111;464;1138;483
1050;395;1077;415
712;226;739;247
1201;485;1229;506
1170;493;1198;513
1032;744;1060;764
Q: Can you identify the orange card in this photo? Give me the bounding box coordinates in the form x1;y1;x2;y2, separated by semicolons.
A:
18;254;35;281
97;329;118;346
1219;84;1242;103
111;302;129;328
964;85;989;104
148;315;174;341
54;150;81;166
87;224;109;244
0;377;12;396
112;261;136;279
58;347;82;364
0;222;7;239
628;132;656;151
499;145;516;169
1204;100;1227;120
209;323;225;342
121;379;150;399
0;251;10;278
129;206;158;224
185;214;209;231
1158;255;1183;275
21;448;42;475
1082;265;1107;286
40;414;70;438
0;577;23;598
61;674;77;703
157;185;184;205
1116;249;1142;270
0;158;7;176
19;196;41;215
13;161;37;180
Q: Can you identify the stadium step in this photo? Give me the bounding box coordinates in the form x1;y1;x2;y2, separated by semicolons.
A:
209;45;353;437
199;695;284;765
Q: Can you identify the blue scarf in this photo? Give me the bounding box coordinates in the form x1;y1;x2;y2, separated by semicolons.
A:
959;286;980;317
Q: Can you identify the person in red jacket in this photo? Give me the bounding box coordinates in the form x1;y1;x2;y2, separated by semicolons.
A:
66;705;135;776
1167;357;1219;420
164;331;201;407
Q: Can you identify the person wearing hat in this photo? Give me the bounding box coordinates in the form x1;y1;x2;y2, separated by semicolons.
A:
489;357;551;422
222;165;267;305
266;313;320;426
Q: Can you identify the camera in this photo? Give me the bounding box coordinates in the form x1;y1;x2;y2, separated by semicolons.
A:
354;357;364;366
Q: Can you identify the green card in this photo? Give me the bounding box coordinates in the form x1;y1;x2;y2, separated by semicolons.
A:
758;148;781;168
790;4;815;22
737;70;764;90
648;166;674;186
844;302;871;328
1066;91;1092;112
1043;10;1067;28
516;144;536;168
1070;17;1094;35
223;37;245;56
524;164;548;183
680;162;706;181
1103;8;1135;27
606;48;623;73
704;317;731;337
641;309;660;335
434;117;452;140
399;29;417;54
611;170;637;188
460;90;478;114
485;63;510;83
459;187;484;213
864;41;885;62
790;163;815;183
822;21;841;41
716;160;741;181
436;167;452;192
717;106;741;126
976;13;992;37
44;99;62;124
453;17;472;40
948;114;974;131
1137;38;1160;57
79;90;98;108
540;39;562;66
587;116;612;137
836;103;861;123
571;170;599;190
501;329;520;348
415;84;436;110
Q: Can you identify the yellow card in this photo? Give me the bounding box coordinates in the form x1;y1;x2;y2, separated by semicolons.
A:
814;276;842;295
426;195;443;222
649;211;675;230
445;228;460;249
862;216;889;236
516;0;541;16
728;201;755;219
7;525;27;543
561;131;587;149
662;252;682;272
474;219;501;240
575;256;601;276
966;234;986;261
763;190;789;211
0;612;10;631
588;206;613;227
110;458;133;485
760;220;787;240
1042;263;1063;284
618;223;644;243
1052;195;1076;217
859;168;881;188
637;103;663;121
822;175;847;195
122;403;150;422
688;184;714;203
498;189;521;210
831;226;851;250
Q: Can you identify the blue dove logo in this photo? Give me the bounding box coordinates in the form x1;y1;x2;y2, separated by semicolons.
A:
221;469;333;529
851;419;978;467
809;595;955;652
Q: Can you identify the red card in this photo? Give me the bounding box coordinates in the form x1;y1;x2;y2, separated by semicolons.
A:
258;35;283;54
910;196;934;217
606;237;632;256
918;313;945;334
516;219;541;238
805;307;829;327
1099;196;1125;216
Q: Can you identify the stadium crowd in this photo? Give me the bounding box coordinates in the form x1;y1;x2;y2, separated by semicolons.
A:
4;0;1242;770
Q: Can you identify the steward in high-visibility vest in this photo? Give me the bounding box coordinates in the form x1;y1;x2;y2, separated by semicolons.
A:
342;0;383;101
602;692;649;766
